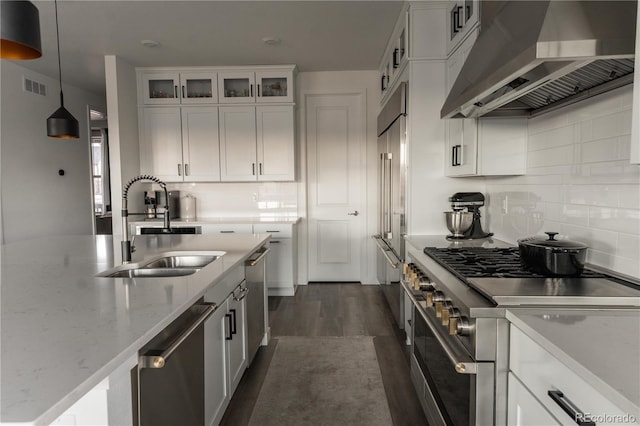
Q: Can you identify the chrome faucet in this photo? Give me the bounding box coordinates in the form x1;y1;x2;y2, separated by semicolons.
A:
121;175;171;263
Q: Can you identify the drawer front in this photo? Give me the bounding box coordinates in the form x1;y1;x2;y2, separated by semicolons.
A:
253;223;292;238
508;372;560;426
200;224;253;234
510;325;634;425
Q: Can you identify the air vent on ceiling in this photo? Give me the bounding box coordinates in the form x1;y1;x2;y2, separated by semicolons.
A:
23;76;46;96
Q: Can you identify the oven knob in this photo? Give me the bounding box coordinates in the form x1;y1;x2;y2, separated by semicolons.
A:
402;263;411;275
456;316;471;336
425;291;434;307
418;276;433;290
441;301;453;326
413;273;426;290
448;308;461;335
433;291;445;317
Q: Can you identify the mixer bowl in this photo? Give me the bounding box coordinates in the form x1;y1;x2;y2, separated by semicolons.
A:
444;211;474;237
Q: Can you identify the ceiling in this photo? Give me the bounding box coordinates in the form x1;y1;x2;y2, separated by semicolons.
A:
16;1;404;96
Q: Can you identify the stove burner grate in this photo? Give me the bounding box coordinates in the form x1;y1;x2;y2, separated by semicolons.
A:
422;247;605;280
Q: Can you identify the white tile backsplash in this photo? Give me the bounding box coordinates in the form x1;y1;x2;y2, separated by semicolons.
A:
483;85;640;278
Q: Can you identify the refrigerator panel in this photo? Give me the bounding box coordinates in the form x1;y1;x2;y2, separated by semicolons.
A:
387;116;406;260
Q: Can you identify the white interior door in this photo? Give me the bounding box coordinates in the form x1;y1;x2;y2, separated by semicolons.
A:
306;93;365;282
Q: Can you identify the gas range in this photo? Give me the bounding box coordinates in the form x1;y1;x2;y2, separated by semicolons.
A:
421;246;640;307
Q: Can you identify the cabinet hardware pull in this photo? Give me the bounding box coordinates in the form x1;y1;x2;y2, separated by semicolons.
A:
178;164;182;176
381;75;386;91
184;164;189;176
393;48;399;68
229;308;237;335
246;247;270;266
252;163;256;175
174;85;178;99
257;84;261;97
139;303;218;369
225;313;233;340
181;85;185;99
250;84;253;97
259;163;263;175
547;390;595;426
269;240;281;244
266;230;280;233
233;286;250;301
220;230;235;233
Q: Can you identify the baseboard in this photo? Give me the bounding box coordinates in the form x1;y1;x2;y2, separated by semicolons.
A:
267;287;296;296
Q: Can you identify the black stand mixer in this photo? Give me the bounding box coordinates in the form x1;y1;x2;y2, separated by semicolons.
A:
449;192;493;239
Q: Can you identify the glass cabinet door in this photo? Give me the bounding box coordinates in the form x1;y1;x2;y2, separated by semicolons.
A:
180;72;218;104
142;73;180;104
256;70;293;103
218;72;256;103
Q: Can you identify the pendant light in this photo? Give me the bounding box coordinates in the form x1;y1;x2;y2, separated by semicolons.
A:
0;1;42;59
47;0;79;139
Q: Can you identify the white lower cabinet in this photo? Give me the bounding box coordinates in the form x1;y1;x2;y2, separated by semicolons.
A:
204;301;230;426
509;324;635;426
204;282;248;426
253;224;296;296
508;372;560;426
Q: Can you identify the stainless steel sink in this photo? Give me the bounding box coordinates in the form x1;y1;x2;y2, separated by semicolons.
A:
143;254;220;269
108;268;200;278
98;251;226;279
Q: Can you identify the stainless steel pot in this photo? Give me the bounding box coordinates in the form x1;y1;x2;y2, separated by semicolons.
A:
517;232;588;276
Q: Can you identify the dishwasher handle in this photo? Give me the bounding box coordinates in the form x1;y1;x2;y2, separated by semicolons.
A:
139;303;217;369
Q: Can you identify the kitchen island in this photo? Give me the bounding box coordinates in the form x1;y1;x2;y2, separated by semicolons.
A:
1;233;269;425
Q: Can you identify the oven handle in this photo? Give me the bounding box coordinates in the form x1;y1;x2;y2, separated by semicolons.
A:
416;297;477;374
372;235;399;269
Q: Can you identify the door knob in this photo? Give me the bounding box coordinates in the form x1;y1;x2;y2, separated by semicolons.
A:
348;211;359;216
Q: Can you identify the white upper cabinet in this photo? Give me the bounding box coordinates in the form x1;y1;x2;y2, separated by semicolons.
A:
256;106;295;181
446;0;480;55
141;71;218;105
219;105;295;182
218;68;294;104
219;106;258;181
140;106;221;182
379;3;447;101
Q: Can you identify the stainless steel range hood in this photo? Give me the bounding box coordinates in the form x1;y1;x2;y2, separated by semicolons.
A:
441;1;637;119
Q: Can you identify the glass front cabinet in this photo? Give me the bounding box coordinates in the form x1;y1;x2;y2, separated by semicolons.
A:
218;69;293;104
142;72;218;105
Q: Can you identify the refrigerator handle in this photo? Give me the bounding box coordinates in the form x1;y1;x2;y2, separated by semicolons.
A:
386;154;393;237
379;153;386;235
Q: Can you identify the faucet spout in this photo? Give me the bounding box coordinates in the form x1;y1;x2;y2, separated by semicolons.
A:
121;175;171;263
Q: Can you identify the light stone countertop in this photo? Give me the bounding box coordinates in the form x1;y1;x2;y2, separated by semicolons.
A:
133;215;301;226
1;233;270;425
506;308;640;417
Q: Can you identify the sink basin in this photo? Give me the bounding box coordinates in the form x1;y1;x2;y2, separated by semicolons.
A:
143;254;220;269
108;268;199;278
98;251;226;279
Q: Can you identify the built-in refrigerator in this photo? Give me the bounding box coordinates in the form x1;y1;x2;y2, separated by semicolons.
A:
373;82;407;328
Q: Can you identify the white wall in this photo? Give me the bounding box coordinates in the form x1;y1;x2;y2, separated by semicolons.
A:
481;86;640;279
296;70;380;284
104;56;141;237
0;61;105;243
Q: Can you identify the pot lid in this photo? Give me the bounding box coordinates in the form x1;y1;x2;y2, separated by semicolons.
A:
518;232;588;249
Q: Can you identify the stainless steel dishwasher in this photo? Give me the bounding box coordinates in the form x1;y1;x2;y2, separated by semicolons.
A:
245;246;269;364
136;300;217;426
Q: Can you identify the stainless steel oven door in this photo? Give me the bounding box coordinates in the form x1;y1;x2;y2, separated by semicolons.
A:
412;305;494;426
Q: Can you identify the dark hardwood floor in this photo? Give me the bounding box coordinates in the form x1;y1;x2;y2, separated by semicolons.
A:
220;283;427;426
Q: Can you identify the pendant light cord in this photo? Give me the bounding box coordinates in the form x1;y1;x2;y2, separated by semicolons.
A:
53;0;63;106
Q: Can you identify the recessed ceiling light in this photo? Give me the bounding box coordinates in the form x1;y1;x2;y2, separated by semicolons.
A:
140;40;160;48
261;37;281;45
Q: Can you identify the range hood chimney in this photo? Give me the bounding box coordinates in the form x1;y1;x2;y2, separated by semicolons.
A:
441;1;637;119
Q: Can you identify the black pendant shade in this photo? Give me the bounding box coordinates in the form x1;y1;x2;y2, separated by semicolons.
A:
47;93;79;139
47;0;79;139
0;1;42;59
